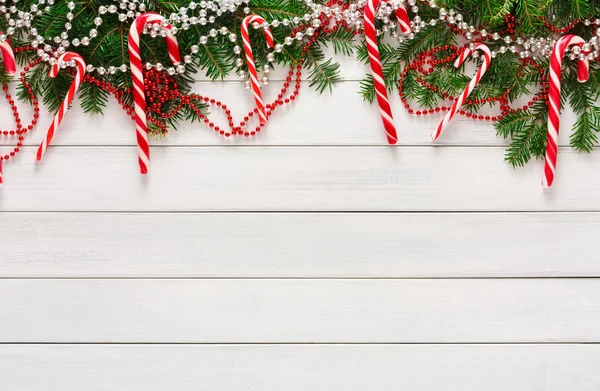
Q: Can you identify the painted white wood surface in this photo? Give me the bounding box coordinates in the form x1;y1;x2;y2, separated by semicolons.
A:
0;212;599;277
2;146;600;211
1;60;599;388
1;344;599;391
1;279;599;343
0;81;582;147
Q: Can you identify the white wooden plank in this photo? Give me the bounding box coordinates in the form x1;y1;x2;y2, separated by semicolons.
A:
1;344;598;391
0;146;599;211
0;81;580;147
0;212;599;278
0;279;598;343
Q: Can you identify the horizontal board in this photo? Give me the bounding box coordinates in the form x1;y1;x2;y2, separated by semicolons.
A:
0;279;598;343
1;212;599;277
1;344;599;391
0;81;580;147
0;146;599;211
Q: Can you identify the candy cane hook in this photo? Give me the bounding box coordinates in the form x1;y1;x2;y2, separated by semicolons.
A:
36;52;86;161
432;43;492;141
543;35;589;188
129;12;181;175
365;0;411;145
0;33;16;76
393;1;411;34
241;15;275;126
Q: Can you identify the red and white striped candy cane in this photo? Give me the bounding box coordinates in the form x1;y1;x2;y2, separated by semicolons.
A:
394;2;411;34
543;35;589;188
364;0;411;145
0;158;3;187
0;33;16;76
129;12;181;175
36;52;86;161
241;15;274;126
431;43;492;141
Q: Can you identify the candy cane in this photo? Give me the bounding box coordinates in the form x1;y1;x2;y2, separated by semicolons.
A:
431;43;492;141
394;2;411;34
0;33;16;75
129;12;181;175
241;15;274;126
365;0;411;145
36;52;86;161
0;159;3;187
543;35;589;188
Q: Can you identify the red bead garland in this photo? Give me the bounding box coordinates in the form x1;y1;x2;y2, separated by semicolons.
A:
0;55;41;170
0;4;578;182
80;20;336;140
397;44;549;124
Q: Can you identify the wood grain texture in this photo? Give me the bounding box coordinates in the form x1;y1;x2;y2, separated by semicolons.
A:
0;82;581;147
1;59;598;390
0;212;599;278
1;146;599;211
1;344;599;391
0;279;598;343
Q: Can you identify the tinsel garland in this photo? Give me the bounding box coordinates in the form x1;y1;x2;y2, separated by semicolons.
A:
0;0;600;187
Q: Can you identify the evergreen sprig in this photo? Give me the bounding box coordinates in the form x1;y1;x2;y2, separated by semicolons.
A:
2;0;600;169
304;45;342;93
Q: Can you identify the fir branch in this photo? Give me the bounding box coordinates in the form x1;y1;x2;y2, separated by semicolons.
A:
484;54;530;101
504;120;546;167
41;69;71;113
355;41;398;65
396;24;455;62
359;74;377;103
435;67;471;97
250;0;310;21
179;96;209;123
79;81;109;114
358;61;401;102
496;110;535;139
398;69;420;103
0;65;9;85
571;105;600;153
565;68;600;152
304;46;341;93
514;0;551;35
482;0;515;29
570;0;590;20
17;63;48;104
355;42;369;64
321;28;355;57
147;0;180;14
501;100;548;166
195;41;236;80
9;0;600;171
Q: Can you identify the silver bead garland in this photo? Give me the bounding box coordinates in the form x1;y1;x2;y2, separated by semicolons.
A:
0;0;598;81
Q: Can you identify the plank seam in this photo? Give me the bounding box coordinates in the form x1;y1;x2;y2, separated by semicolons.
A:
0;277;598;281
1;342;599;346
3;211;600;215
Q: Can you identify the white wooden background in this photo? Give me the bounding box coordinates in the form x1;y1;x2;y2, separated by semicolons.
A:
1;56;599;390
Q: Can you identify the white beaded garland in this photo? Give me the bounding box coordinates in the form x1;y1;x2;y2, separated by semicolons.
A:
0;0;598;79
